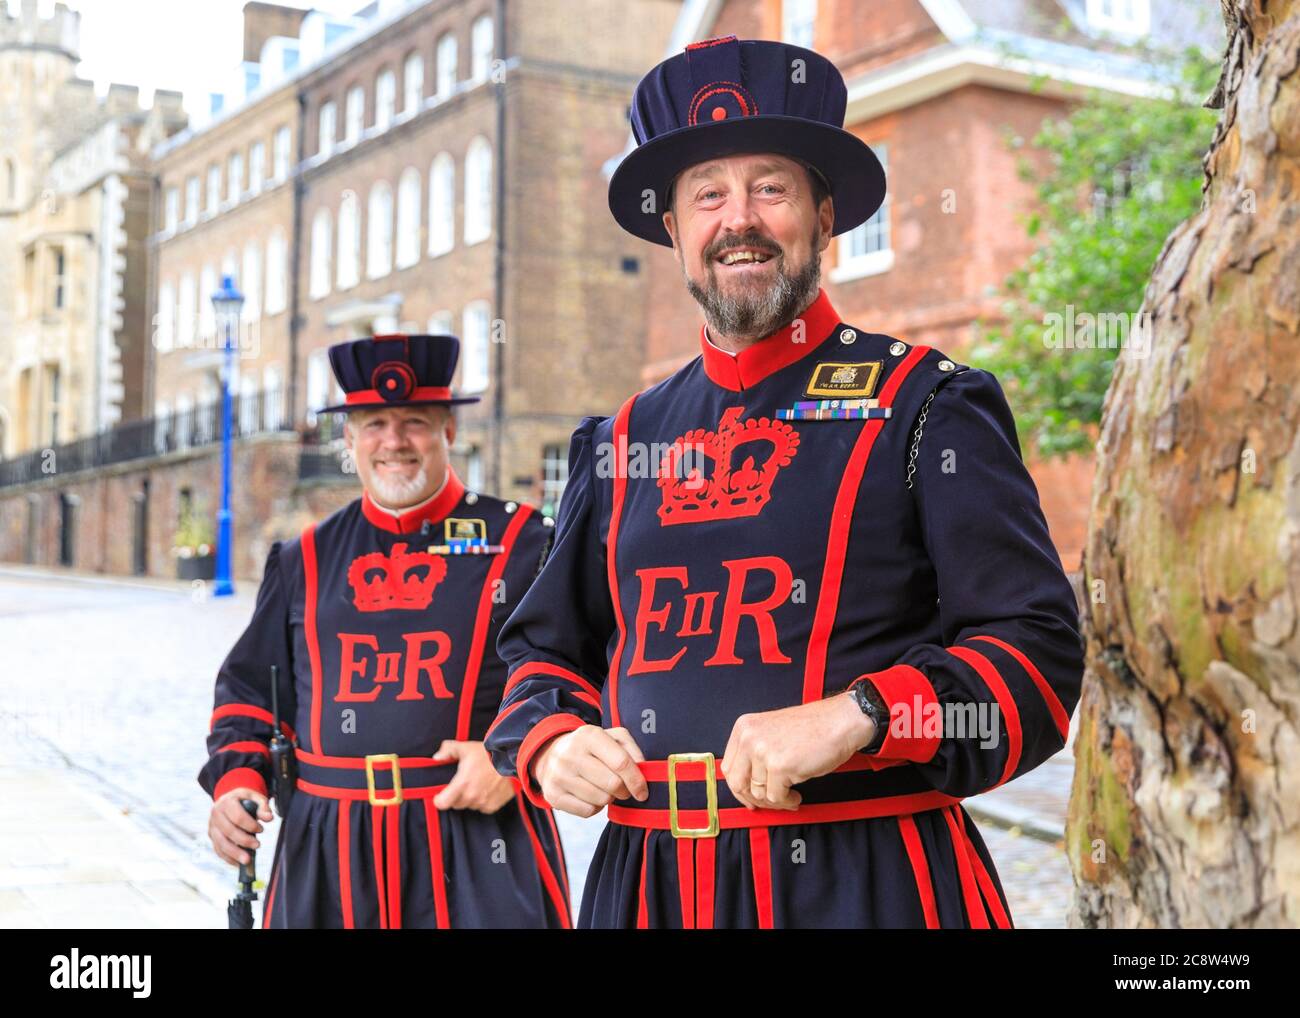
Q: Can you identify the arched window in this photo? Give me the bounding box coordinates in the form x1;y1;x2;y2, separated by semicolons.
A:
375;68;396;131
435;33;457;97
242;242;261;321
396;168;421;269
461;299;491;393
310;208;332;298
403;51;424;114
177;273;196;347
337;191;360;289
429;152;454;256
318;100;337;158
471;15;494;83
156;281;175;352
199;264;217;339
463;136;492;245
367;181;393;279
345;85;365;144
265;228;287;314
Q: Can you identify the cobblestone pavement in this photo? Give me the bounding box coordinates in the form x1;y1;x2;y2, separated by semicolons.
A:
0;565;1077;928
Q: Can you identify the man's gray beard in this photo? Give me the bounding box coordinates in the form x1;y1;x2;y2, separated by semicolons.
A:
684;236;822;342
368;461;430;507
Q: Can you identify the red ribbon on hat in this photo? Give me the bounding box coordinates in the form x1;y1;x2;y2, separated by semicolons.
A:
344;386;454;406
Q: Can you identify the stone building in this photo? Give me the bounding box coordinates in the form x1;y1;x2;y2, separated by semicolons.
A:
0;0;185;458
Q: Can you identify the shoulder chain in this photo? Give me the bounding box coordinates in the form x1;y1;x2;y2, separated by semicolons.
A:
905;388;937;490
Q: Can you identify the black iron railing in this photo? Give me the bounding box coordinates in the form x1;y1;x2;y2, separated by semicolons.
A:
0;388;293;489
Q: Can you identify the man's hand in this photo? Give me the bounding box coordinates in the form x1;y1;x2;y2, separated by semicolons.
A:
209;788;273;866
722;694;875;810
531;726;649;818
433;740;518;813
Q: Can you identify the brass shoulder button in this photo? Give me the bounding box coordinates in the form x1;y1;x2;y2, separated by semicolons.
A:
505;501;518;514
542;516;555;527
889;341;907;356
465;491;479;505
839;328;857;345
938;359;956;372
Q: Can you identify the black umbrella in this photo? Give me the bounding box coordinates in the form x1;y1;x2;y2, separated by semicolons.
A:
227;799;260;929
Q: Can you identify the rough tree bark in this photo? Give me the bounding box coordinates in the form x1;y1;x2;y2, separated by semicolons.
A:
1068;0;1300;927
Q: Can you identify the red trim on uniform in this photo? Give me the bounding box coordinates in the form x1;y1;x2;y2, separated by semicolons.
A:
262;857;279;929
209;704;297;742
339;801;355;929
698;288;842;391
748;828;774;929
372;805;388;929
386;805;402;930
969;634;1070;743
503;660;603;703
636;830;651;929
544;806;571;908
852;665;942;763
344;384;453;406
954;807;1012;929
695;838;716;929
686;34;737;50
216;740;272;760
947;645;1022;786
302;524;323;753
515;791;573;928
456;502;533;740
422;800;450;929
360;469;466;535
897;815;940;929
802;345;932;702
943;806;989;928
213;766;267;801
676;838;694;929
633;754;902;783
605;394;637;729
608;788;962;831
515;712;587;808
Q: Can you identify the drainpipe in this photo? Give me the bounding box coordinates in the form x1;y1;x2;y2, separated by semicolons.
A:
288;90;308;430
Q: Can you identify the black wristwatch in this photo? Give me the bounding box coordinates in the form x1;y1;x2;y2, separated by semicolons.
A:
849;679;889;754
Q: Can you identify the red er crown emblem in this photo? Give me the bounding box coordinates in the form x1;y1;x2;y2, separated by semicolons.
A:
657;406;799;525
347;543;447;611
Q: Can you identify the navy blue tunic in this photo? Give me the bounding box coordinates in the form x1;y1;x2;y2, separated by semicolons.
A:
486;288;1084;928
199;473;571;928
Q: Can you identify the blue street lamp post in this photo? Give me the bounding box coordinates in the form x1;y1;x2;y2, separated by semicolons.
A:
211;275;244;597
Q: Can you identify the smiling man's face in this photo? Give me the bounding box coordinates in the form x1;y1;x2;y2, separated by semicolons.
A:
344;403;455;509
662;152;834;347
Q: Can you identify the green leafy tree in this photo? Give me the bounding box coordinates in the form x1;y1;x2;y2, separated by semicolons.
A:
971;47;1219;458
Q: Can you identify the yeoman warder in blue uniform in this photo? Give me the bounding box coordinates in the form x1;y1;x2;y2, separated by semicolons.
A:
485;36;1085;928
200;333;571;928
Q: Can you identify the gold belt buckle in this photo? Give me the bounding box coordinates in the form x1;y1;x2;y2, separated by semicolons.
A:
667;752;719;839
364;753;403;807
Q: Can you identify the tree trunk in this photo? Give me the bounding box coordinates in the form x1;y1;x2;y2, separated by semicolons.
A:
1069;0;1300;927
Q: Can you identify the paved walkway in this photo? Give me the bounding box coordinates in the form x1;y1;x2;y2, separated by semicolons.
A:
0;564;1078;928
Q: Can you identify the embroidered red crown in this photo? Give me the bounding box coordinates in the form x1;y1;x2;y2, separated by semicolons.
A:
657;406;799;525
347;542;448;612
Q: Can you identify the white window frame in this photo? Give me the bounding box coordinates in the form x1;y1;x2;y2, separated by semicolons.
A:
265;228;287;314
199;264;217;340
344;85;365;146
436;34;457;98
310;208;333;299
177;273;196;348
396;167;421;269
337;191;360;289
156;281;175;352
163;187;179;234
226;151;243;205
367;181;394;279
206;164;221;216
318;100;337;158
375;68;396;132
470;15;494;83
403;51;424;116
461;300;491;394
242;242;262;322
1086;0;1150;36
463;136;492;246
429;152;455;256
248;141;265;195
273;125;291;182
831;143;893;281
184;176;199;228
782;0;817;49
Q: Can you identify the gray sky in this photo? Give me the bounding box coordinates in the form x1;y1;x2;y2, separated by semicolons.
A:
11;0;364;114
